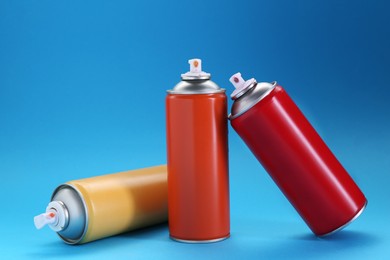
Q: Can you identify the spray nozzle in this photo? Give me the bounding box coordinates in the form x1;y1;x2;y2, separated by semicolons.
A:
34;201;69;232
181;58;211;79
189;59;201;73
34;212;57;230
229;72;256;99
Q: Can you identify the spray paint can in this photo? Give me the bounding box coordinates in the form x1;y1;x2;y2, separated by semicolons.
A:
228;73;367;236
166;59;230;243
34;165;168;244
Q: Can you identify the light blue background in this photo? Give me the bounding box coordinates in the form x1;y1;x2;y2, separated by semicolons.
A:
1;0;389;259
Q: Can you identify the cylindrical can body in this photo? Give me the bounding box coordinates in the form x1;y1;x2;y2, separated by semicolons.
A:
52;165;168;244
230;84;367;236
166;83;230;241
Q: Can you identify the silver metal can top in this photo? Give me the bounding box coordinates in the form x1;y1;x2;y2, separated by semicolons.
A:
229;73;276;120
51;184;88;244
167;58;225;94
167;79;225;94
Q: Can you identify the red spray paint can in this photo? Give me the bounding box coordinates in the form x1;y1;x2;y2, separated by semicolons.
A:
229;73;367;236
166;59;230;243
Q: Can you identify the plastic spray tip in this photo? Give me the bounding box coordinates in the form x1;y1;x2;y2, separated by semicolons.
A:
34;212;57;230
230;73;245;89
229;72;256;99
189;59;202;73
181;58;211;78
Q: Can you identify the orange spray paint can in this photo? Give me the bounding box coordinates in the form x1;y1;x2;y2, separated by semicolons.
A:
34;165;167;244
166;59;230;243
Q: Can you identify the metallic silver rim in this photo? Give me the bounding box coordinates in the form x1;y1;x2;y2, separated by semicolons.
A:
167;88;226;94
231;81;257;100
170;234;230;244
229;81;277;120
51;184;89;244
55;200;70;230
167;78;225;94
181;75;211;80
318;200;368;237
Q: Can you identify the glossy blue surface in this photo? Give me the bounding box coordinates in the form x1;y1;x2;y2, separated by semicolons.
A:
0;0;389;259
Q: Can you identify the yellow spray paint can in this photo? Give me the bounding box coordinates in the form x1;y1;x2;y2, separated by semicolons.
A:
34;165;167;244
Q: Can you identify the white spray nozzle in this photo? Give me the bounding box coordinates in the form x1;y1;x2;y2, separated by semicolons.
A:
181;58;211;78
229;72;256;99
189;59;202;73
34;212;57;230
230;73;245;89
34;201;69;232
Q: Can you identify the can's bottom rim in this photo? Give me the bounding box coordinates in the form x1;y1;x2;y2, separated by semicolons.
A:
170;234;230;244
317;200;368;237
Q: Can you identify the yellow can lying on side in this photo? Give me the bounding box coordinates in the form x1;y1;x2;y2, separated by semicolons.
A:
34;165;167;244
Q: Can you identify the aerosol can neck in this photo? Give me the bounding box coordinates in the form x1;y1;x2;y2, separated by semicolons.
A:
229;72;256;100
181;58;211;80
34;201;69;232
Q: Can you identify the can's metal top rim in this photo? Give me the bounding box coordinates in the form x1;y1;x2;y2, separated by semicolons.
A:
181;75;211;80
51;183;89;245
231;80;257;100
229;81;277;120
167;78;225;94
167;89;226;94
